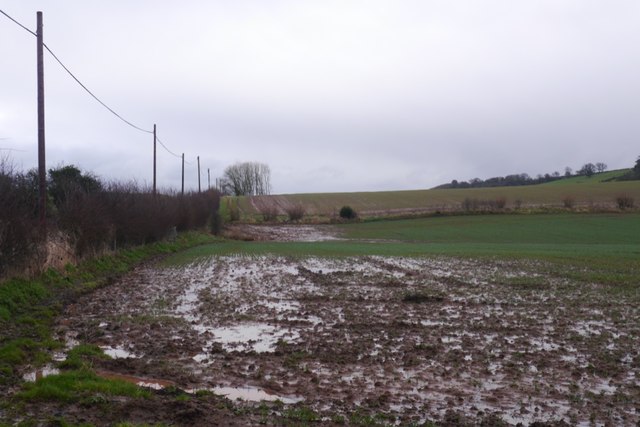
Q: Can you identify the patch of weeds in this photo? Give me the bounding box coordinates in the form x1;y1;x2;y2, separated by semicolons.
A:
283;406;319;422
79;392;109;407
0;338;36;365
402;292;445;304
58;344;110;370
151;297;170;314
330;414;346;424
0;338;42;383
194;388;214;398
348;409;389;426
284;351;308;369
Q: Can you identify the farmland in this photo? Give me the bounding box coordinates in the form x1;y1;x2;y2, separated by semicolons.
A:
232;170;640;220
2;209;638;426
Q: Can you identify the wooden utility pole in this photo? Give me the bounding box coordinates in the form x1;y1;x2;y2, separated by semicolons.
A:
152;124;157;195
207;168;210;190
197;156;201;193
181;153;184;196
36;11;46;238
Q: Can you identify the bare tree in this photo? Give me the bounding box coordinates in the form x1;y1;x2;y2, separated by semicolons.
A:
595;162;607;173
222;162;271;196
578;163;596;177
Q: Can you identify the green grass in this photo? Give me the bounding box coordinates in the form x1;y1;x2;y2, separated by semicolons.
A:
17;369;151;402
340;213;640;245
541;169;629;185
58;344;111;370
169;213;640;259
0;231;217;387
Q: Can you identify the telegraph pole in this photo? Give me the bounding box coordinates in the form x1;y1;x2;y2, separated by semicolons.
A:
197;156;201;193
36;11;46;238
152;124;157;195
181;153;184;196
207;168;210;190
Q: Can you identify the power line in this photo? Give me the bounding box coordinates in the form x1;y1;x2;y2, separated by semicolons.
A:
0;9;36;36
43;44;153;135
156;136;181;158
1;8;186;160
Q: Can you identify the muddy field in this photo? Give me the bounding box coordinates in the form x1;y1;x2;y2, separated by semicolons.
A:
45;249;639;425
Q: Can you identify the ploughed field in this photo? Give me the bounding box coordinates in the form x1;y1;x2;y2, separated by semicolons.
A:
54;252;639;425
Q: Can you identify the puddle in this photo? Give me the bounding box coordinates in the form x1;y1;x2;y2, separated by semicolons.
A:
100;345;139;359
97;370;303;403
206;386;303;404
201;323;299;354
23;366;60;382
54;254;640;425
97;370;176;390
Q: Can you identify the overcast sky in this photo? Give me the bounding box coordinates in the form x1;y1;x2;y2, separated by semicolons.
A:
1;1;639;194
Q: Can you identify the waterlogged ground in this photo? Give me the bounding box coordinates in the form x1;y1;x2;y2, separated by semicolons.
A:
53;253;639;425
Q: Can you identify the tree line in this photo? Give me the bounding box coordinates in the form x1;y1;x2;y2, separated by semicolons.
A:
437;161;612;189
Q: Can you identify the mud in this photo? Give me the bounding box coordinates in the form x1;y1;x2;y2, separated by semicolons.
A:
51;253;639;425
224;223;343;241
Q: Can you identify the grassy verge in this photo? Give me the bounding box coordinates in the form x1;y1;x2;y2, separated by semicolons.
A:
0;232;217;389
16;368;152;402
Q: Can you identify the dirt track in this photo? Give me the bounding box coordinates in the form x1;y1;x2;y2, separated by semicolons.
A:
49;238;639;425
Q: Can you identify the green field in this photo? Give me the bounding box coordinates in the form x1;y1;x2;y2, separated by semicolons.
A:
168;213;640;286
233;169;640;219
341;212;640;244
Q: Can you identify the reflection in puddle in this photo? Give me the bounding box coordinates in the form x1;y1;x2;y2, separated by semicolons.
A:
206;323;299;353
205;386;303;404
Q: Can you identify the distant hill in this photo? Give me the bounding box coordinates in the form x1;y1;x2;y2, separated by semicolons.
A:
540;169;630;185
434;169;631;190
228;173;640;221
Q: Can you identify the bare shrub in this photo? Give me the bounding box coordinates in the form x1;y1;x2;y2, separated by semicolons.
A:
59;180;219;253
286;204;306;222
461;198;507;212
615;195;634;210
56;189;112;256
0;159;41;276
461;198;476;212
1;159;221;274
562;196;575;209
494;197;507;209
514;199;523;210
259;205;279;222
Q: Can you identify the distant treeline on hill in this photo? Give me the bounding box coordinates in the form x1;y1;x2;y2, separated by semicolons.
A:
437;172;563;189
437;158;640;189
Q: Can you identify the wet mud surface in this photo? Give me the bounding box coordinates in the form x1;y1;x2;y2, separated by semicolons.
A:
55;252;640;425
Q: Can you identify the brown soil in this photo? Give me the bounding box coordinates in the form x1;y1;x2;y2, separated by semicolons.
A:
8;225;640;426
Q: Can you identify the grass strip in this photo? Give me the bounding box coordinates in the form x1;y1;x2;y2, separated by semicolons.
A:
0;231;217;388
